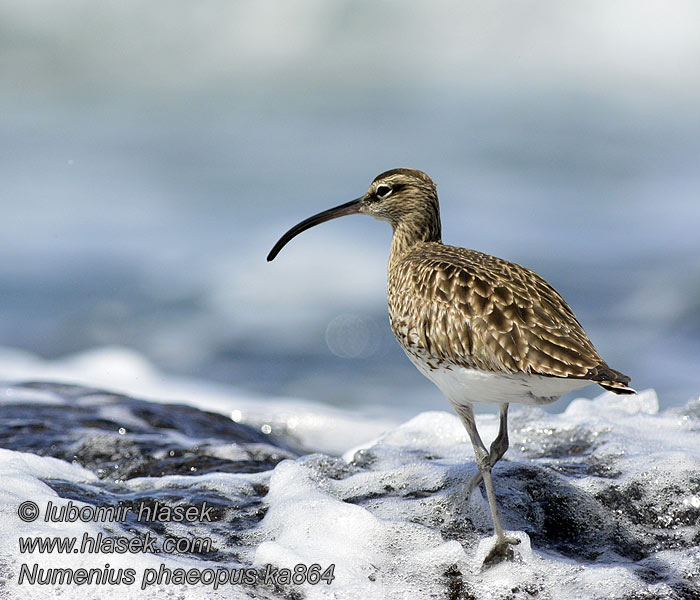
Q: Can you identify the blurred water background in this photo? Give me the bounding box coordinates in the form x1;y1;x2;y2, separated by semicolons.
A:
1;1;699;419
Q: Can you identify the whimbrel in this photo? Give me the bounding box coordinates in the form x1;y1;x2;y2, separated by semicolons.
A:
267;168;634;562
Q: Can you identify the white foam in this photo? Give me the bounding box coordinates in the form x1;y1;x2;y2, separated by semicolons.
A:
251;391;700;599
255;459;467;598
0;346;396;455
1;351;699;598
0;449;214;598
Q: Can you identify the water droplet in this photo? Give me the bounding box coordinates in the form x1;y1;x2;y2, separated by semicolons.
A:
325;314;380;359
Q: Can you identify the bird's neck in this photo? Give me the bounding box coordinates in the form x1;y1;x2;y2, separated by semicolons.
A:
388;213;442;271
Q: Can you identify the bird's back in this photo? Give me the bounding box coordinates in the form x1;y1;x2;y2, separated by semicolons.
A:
387;241;632;393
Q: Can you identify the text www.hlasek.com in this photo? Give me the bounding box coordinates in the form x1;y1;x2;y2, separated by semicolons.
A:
19;531;211;555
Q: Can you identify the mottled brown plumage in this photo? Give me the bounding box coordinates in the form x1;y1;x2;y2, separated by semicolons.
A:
267;167;634;563
369;168;631;393
388;242;630;387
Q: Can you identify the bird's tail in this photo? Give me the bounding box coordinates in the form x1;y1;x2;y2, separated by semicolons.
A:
598;380;636;395
591;364;636;395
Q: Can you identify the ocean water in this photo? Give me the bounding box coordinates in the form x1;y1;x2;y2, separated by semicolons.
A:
0;364;698;599
2;4;700;599
1;97;699;416
1;2;699;416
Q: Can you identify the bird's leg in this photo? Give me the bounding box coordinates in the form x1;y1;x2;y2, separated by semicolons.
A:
464;403;510;493
454;402;519;563
491;402;510;463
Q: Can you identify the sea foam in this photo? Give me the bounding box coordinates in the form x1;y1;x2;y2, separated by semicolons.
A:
0;350;698;599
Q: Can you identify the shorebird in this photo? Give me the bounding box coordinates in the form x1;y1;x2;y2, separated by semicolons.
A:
267;168;634;562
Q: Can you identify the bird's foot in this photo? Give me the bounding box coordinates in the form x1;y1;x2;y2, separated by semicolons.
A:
482;534;521;567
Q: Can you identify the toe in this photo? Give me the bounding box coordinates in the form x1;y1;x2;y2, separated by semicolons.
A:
482;537;520;566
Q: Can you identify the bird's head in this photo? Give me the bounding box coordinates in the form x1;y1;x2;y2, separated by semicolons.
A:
267;168;440;261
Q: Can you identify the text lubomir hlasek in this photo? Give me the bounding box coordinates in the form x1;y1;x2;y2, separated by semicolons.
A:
42;500;214;523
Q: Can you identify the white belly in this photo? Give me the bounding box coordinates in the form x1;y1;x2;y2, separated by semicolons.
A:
405;352;591;407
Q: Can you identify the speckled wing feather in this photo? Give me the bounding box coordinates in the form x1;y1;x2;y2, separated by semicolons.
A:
388;242;631;388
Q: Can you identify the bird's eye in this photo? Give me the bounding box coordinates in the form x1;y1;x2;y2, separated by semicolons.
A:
375;184;392;199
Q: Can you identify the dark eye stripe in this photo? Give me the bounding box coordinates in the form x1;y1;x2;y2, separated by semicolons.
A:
369;182;405;202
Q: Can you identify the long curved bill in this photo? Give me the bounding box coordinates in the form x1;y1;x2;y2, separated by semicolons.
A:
267;197;363;261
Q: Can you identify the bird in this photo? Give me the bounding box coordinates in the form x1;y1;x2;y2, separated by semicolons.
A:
267;168;634;563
